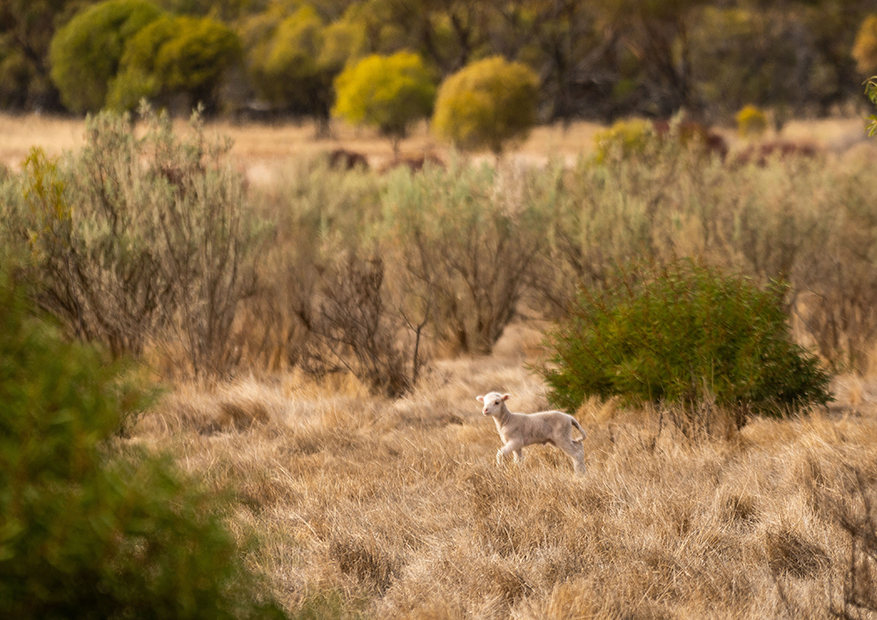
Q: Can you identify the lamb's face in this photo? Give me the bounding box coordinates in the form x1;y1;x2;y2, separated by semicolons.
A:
477;392;509;416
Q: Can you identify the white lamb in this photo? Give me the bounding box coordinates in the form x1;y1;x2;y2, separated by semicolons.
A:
477;392;586;474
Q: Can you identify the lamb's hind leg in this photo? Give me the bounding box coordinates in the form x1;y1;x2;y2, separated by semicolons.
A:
557;437;586;474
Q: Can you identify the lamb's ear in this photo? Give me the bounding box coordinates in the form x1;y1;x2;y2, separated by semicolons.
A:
476;395;484;403
501;393;511;401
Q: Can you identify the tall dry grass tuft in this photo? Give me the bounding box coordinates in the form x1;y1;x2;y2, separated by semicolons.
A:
125;346;877;619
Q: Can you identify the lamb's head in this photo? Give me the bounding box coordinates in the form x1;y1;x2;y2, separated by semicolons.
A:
476;392;510;416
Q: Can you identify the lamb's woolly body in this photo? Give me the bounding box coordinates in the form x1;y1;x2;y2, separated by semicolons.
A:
477;391;586;474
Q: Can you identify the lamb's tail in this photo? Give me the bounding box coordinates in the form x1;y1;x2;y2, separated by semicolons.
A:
571;417;587;442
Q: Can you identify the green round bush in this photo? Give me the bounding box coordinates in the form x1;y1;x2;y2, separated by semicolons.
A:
432;56;539;155
541;259;833;420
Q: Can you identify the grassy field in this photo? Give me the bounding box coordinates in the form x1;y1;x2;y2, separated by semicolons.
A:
128;326;877;619
7;111;877;618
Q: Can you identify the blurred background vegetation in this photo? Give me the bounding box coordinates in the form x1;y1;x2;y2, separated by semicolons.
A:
4;0;877;123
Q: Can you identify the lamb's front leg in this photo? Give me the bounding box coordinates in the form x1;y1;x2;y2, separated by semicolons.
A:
496;441;523;467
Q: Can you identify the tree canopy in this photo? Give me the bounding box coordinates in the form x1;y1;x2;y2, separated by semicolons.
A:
332;51;436;154
5;0;872;121
49;0;162;113
432;55;539;155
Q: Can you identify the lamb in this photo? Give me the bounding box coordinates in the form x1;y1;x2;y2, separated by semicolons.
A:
477;392;586;474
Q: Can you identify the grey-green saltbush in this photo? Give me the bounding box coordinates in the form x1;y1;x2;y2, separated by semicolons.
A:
381;158;552;355
6;106;259;377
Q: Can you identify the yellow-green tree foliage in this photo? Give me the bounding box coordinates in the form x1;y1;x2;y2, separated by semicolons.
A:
49;0;162;113
432;55;539;155
735;104;768;137
332;51;435;153
854;14;877;75
107;15;240;111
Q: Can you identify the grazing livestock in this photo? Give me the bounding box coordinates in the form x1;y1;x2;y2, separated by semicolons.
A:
477;392;586;474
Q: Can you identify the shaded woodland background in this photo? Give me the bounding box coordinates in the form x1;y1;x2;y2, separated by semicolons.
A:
5;0;877;125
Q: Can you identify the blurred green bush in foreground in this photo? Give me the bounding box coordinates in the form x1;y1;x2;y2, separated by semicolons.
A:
0;264;285;619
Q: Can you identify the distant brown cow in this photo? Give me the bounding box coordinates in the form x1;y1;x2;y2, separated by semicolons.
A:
652;119;729;161
379;153;445;174
328;149;369;171
732;141;819;167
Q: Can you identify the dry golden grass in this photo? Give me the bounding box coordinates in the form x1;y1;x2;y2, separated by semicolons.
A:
125;321;877;619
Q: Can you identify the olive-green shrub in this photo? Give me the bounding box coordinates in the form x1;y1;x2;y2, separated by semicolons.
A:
332;52;436;155
0;265;285;620
432;56;539;155
48;0;162;113
541;259;833;425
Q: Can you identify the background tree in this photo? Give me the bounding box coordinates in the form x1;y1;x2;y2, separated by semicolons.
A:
0;0;87;110
854;14;877;76
7;0;877;122
332;51;436;156
108;14;241;113
432;55;539;155
241;4;359;134
521;0;612;121
598;0;712;117
48;0;163;113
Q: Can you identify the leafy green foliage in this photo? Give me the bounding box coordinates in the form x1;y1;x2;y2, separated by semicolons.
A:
541;260;833;418
241;4;346;128
0;267;286;620
108;14;241;112
333;51;436;154
432;56;539;155
48;0;162;113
